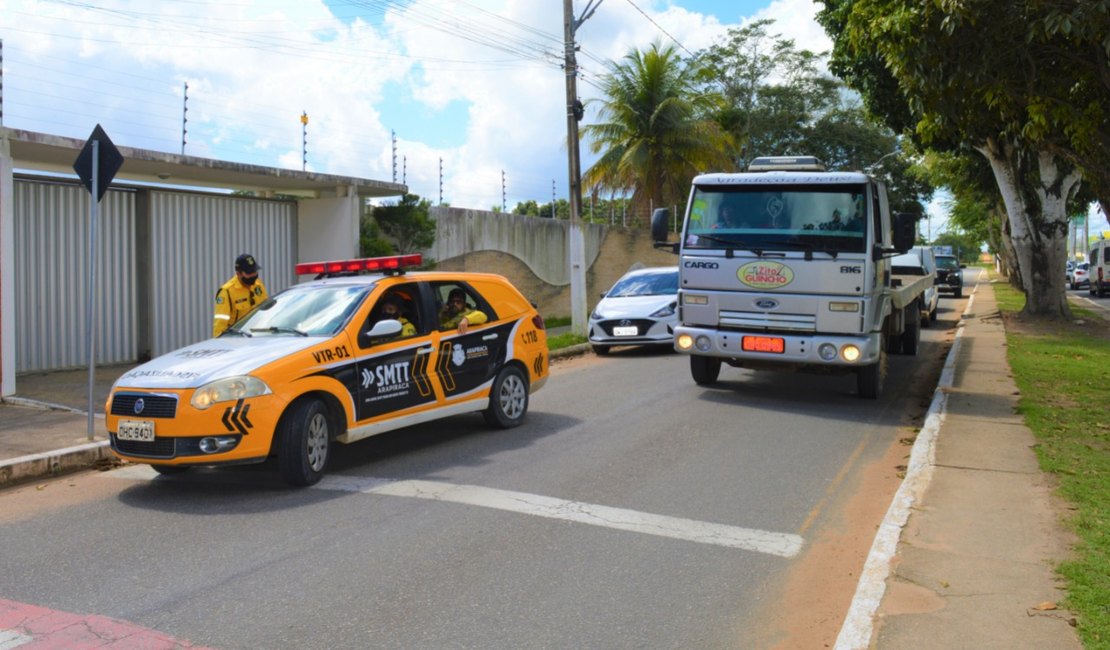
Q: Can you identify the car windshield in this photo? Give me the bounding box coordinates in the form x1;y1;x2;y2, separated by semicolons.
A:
229;283;373;337
684;184;868;254
607;270;678;297
936;256;960;270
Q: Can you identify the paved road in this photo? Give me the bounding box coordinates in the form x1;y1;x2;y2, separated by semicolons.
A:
0;303;960;649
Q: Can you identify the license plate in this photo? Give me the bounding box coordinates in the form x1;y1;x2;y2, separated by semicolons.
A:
742;336;785;354
613;325;638;336
117;419;155;442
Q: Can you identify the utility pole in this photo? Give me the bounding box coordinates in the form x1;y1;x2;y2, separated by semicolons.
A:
181;82;188;155
501;170;507;212
438;157;444;205
391;130;397;183
300;111;309;171
563;0;601;336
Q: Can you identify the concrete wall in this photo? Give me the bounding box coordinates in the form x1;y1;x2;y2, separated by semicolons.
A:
297;192;361;263
428;207;677;318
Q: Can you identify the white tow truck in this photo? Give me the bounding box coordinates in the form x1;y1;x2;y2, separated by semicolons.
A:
651;156;931;398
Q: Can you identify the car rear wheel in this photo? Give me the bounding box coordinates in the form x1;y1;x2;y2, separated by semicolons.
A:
591;344;610;356
483;366;529;428
277;398;331;487
690;355;721;385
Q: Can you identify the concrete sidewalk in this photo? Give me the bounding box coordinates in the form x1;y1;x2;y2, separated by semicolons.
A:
0;282;1087;649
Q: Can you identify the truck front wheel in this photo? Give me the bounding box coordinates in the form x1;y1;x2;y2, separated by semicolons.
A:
857;350;884;399
690;356;721;385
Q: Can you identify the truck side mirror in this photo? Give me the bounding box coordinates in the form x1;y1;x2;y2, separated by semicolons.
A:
651;208;670;242
892;213;917;253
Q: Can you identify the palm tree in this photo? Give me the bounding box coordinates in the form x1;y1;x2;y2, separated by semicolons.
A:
582;41;732;222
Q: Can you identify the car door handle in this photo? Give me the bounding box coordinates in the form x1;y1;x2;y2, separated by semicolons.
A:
416;346;434;355
482;334;498;341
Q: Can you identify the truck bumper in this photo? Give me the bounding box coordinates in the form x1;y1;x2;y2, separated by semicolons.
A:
672;326;882;367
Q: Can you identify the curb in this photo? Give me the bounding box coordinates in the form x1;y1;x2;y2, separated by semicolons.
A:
0;440;113;488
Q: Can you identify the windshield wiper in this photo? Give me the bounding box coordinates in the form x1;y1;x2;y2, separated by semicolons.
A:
690;233;768;258
221;329;252;337
778;238;839;260
251;326;309;336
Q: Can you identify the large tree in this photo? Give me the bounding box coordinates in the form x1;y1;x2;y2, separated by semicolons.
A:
818;0;1104;318
697;20;933;216
582;41;732;221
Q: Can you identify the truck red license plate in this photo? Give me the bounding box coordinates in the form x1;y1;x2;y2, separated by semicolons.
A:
742;336;785;353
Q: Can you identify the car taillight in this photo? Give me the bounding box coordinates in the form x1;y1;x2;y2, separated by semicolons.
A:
532;315;546;330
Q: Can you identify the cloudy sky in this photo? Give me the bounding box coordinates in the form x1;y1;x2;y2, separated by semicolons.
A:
1;0;1104;235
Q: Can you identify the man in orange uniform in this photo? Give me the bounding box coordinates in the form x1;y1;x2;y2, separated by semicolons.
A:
213;253;269;336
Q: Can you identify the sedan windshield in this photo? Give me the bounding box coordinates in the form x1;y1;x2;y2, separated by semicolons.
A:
608;270;678;297
229;284;373;337
936;256;960;270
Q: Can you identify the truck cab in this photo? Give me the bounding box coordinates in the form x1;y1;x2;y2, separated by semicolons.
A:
652;156;920;398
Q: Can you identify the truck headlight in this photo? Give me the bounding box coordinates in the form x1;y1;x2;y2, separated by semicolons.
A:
191;376;271;410
841;345;862;362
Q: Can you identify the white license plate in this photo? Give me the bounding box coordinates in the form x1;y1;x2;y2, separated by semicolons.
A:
117;419;155;442
613;325;638;336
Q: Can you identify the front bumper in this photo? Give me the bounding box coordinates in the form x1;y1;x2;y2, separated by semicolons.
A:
672;326;882;367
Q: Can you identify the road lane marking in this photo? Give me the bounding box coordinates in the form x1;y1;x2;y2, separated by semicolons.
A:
108;466;803;557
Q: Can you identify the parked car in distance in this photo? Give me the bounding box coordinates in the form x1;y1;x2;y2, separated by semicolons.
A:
1071;261;1090;290
1065;260;1076;285
588;266;679;355
891;246;939;325
934;254;965;298
1089;241;1109;297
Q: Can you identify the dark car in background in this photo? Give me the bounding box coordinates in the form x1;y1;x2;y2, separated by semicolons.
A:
934;254;965;298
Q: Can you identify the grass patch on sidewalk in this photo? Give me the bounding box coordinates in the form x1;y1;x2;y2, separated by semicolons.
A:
992;280;1110;648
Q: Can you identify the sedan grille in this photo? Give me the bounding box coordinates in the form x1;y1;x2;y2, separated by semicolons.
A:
111;434;176;459
110;393;178;418
597;318;656;336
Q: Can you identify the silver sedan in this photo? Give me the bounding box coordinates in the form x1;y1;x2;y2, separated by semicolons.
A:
588;266;679;355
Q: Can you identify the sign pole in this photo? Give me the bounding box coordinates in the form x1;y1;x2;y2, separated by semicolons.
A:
86;141;98;440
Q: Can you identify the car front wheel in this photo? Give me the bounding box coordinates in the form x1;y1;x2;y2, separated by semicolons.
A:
483;366;529;428
277;398;332;487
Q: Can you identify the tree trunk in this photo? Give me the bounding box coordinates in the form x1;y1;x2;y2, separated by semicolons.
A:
977;138;1081;318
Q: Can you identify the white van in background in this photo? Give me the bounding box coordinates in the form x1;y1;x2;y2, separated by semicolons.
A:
891;246;939;325
1090;239;1110;297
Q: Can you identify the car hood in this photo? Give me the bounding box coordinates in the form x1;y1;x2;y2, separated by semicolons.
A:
593;295;676;319
113;336;324;390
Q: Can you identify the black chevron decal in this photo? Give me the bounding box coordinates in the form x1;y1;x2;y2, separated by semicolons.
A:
221;399;252;436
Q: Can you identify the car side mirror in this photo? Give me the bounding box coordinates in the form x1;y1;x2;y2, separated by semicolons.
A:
366;320;403;339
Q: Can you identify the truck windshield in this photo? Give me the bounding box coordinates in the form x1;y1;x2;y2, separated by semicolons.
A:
684;184;868;254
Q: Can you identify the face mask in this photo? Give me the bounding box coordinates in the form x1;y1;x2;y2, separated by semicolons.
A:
241;275;257;286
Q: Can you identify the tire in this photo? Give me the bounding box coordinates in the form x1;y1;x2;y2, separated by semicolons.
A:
483;365;529;428
690;355;721;385
884;331;902;354
953;285;963;299
929;305;938;323
1099;281;1107;298
591;344;610;356
151;464;191;476
857;349;885;399
277;398;332;487
901;303;920;356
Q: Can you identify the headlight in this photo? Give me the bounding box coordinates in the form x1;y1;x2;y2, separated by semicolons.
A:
590;309;602;320
650;302;677;318
190;376;271;410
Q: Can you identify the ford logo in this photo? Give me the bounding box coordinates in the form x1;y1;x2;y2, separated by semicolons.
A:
133;398;145;415
754;298;779;310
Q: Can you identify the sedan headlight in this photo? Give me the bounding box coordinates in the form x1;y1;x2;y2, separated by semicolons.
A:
590;309;603;320
650;302;677;318
190;376;271;410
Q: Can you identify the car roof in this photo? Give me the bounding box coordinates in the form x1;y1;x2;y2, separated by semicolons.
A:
292;270;513;290
621;266;678;277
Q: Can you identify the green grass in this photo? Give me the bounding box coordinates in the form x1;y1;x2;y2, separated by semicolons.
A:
543;315;571;328
992;280;1110;648
546;332;587;350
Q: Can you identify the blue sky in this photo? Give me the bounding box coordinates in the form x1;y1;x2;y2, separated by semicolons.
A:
1;0;1104;235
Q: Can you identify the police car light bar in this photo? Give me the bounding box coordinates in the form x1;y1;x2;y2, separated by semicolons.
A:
295;253;423;276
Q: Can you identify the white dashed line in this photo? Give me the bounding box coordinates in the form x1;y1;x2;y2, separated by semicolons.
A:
108;466;803;557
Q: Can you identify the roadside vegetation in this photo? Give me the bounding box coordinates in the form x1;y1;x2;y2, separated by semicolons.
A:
993;279;1110;648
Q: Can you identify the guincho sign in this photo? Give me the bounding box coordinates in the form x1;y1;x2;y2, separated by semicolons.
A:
738;261;794;289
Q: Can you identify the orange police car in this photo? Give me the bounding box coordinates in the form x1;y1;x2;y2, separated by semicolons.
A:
106;254;549;486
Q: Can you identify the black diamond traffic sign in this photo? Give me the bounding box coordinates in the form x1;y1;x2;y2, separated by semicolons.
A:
73;124;124;203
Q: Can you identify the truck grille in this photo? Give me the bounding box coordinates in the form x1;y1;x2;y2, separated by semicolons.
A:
719;310;816;332
110;393;178;418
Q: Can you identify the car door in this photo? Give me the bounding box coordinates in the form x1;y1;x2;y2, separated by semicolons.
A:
430;281;510;403
351;282;440;422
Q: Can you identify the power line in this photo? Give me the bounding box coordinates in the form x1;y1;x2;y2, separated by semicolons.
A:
622;0;694;57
